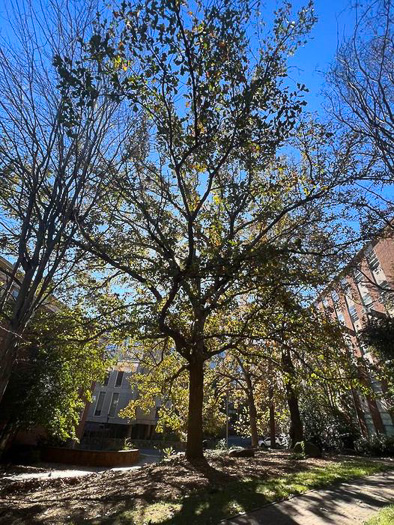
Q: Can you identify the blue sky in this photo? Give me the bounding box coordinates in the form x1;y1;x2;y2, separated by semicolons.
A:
288;0;356;113
0;0;356;113
0;0;355;112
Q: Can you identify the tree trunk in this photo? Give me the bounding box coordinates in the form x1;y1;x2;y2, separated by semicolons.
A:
0;329;18;404
351;389;368;437
186;357;204;460
248;396;259;448
0;359;13;404
244;372;258;448
0;265;38;404
282;350;304;447
269;384;276;448
0;419;18;455
286;383;304;447
238;361;259;448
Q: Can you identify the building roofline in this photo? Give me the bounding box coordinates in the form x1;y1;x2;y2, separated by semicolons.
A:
0;255;15;272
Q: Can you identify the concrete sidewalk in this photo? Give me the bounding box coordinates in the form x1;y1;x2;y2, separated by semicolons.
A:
0;453;159;482
225;471;394;524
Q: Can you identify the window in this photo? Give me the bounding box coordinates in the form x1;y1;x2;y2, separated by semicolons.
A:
108;393;120;417
336;310;345;325
361;292;373;307
94;392;106;416
103;372;110;386
331;290;340;304
115;371;124;387
354;269;363;283
366;247;380;271
348;304;358;323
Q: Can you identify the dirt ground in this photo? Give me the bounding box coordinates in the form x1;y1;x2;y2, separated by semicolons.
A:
0;451;363;524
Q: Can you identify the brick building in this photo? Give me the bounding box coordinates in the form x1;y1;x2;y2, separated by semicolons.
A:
318;230;394;437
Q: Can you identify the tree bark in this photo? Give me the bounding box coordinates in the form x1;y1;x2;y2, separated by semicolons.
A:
351;389;369;437
0;329;18;403
0;273;35;404
286;382;304;447
242;369;259;448
248;396;259;448
282;350;304;447
0;419;19;455
237;359;259;448
269;384;276;448
186;357;204;460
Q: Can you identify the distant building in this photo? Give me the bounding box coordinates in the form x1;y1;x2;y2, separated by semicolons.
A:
317;229;394;437
82;342;159;444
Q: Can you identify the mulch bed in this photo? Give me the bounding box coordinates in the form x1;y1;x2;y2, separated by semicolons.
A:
0;450;343;524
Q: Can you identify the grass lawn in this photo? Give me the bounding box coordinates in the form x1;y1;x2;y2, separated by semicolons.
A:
364;504;394;525
112;459;392;525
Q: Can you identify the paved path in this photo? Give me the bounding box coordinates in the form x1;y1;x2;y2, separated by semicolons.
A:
0;453;159;482
225;471;394;524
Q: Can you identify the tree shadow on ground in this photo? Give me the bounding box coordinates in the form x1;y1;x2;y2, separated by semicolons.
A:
142;473;394;525
186;456;235;483
0;504;46;524
2;453;387;524
86;457;236;525
291;474;394;524
129;476;297;525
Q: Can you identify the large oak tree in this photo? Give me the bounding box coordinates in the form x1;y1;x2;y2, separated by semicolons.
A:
58;0;357;459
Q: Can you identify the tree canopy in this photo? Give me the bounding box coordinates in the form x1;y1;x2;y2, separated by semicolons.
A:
53;0;363;458
0;308;108;443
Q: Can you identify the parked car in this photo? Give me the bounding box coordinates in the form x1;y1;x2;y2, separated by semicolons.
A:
258;434;288;448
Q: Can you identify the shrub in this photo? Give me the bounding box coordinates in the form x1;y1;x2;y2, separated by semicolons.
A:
293;440;321;458
215;438;227;450
122;438;135;450
301;394;360;452
162;446;176;459
355;434;394;457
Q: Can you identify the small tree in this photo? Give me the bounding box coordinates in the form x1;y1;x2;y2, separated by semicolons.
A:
215;352;283;448
300;386;362;451
226;292;353;447
361;315;394;392
0;308;108;448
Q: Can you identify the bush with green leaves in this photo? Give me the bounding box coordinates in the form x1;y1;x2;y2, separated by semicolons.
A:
215;438;228;450
355;434;394;457
122;438;135;450
361;316;394;396
301;393;360;452
0;309;108;442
